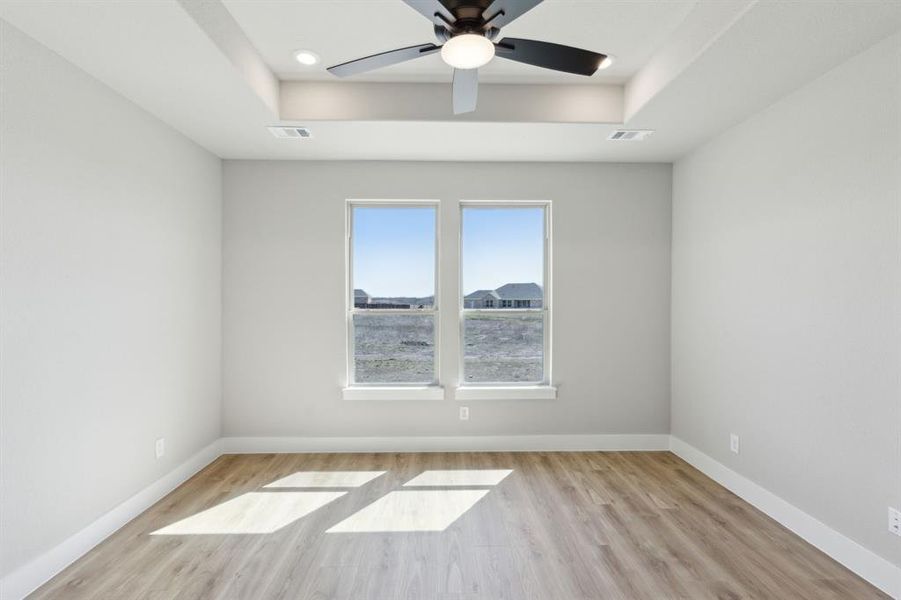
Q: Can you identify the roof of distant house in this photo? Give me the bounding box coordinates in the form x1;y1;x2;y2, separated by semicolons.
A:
353;288;370;297
494;282;543;300
464;289;498;299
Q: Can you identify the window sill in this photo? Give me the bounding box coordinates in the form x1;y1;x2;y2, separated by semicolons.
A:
453;386;557;401
342;386;445;401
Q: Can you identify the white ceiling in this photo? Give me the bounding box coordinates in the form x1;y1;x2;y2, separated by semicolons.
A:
1;0;899;162
221;0;697;84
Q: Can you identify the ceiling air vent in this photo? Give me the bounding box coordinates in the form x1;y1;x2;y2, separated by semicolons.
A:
267;126;313;139
607;129;654;142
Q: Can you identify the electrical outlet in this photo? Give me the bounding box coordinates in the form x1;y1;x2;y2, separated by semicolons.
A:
459;406;469;421
155;438;165;459
730;433;740;454
889;507;901;537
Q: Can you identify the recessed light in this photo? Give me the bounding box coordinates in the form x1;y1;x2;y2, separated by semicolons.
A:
294;50;320;66
598;55;615;70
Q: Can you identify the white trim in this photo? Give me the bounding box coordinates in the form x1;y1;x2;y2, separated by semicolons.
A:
670;436;901;599
454;385;557;401
0;440;222;600
351;308;436;315
221;434;670;454
457;200;551;207
342;386;445;401
347;198;441;206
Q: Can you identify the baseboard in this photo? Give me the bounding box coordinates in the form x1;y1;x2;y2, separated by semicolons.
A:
0;439;223;600
670;436;901;599
220;433;672;454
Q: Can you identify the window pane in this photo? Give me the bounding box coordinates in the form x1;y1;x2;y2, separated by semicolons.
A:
350;205;437;386
353;206;435;308
463;313;543;383
461;206;546;383
353;314;435;384
461;207;544;306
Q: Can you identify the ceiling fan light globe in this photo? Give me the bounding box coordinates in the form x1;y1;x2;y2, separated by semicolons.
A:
441;34;495;69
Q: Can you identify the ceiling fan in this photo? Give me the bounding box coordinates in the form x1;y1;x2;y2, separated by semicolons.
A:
326;0;609;115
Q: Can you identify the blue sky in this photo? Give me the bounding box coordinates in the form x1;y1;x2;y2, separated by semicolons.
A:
461;207;544;295
352;206;543;297
353;207;436;297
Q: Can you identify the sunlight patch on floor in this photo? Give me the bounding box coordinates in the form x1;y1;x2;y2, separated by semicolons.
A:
403;469;513;487
151;491;346;535
264;470;386;489
326;490;489;533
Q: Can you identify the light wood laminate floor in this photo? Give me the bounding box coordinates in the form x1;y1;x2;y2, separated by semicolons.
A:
31;452;888;599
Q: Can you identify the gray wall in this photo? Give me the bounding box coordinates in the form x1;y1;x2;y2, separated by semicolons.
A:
671;33;901;566
223;161;672;437
0;22;223;576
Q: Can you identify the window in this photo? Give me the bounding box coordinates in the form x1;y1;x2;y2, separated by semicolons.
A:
347;202;438;386
460;203;550;386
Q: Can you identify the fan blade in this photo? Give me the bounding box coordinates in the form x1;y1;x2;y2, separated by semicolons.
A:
495;38;605;76
482;0;544;29
453;68;478;114
402;0;455;26
327;43;441;77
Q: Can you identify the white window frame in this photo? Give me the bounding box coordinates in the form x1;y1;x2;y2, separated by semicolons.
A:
344;199;442;399
456;201;554;398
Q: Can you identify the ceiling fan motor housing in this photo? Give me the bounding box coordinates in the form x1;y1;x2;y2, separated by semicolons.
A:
434;23;499;43
433;0;502;44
